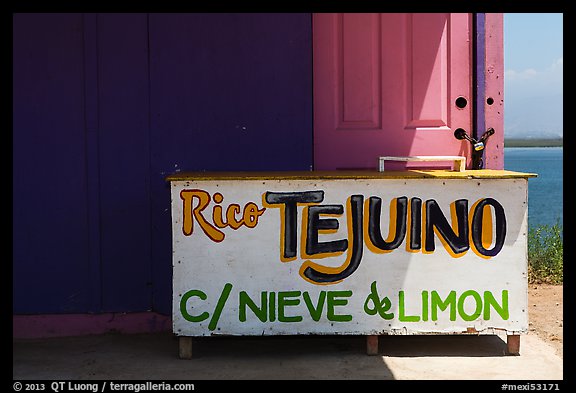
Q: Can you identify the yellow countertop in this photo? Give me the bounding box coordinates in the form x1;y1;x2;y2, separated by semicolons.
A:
166;169;537;182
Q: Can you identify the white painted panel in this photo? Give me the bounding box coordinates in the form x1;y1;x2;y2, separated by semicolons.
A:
170;177;528;336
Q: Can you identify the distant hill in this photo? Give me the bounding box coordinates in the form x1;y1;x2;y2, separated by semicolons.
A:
504;92;563;140
504;138;563;147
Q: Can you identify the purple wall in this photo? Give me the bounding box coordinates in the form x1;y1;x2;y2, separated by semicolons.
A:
13;13;313;316
13;14;92;313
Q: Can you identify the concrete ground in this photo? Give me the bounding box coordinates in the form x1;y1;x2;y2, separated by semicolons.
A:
13;331;564;381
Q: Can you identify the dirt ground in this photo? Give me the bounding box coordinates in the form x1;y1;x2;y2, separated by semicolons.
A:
528;284;563;358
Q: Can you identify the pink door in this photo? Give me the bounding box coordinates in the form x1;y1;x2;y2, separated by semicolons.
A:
313;13;473;170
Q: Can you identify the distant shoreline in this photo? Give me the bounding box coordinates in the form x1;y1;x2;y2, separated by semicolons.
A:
504;138;563;147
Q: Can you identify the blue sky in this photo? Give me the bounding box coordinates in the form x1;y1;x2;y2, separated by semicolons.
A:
504;13;563;138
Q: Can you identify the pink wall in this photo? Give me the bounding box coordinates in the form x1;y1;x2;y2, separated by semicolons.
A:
484;13;505;169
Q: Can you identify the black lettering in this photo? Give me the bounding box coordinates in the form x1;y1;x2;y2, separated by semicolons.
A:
368;196;408;251
425;199;469;254
302;195;364;283
471;198;507;257
306;205;348;255
265;191;324;259
410;197;422;250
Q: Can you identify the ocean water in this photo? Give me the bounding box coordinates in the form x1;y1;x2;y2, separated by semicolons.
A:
503;147;563;230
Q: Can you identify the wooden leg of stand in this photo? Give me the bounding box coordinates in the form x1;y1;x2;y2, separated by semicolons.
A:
367;335;379;355
179;336;193;359
507;335;520;355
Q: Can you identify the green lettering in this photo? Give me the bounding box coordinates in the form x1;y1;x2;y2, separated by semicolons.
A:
431;290;457;321
268;291;276;322
327;290;352;322
422;290;429;321
399;290;420;322
180;289;210;323
278;291;303;322
483;290;509;320
457;290;483;321
239;291;267;322
303;291;326;322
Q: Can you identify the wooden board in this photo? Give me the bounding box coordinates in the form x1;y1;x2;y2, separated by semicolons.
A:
170;174;531;337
